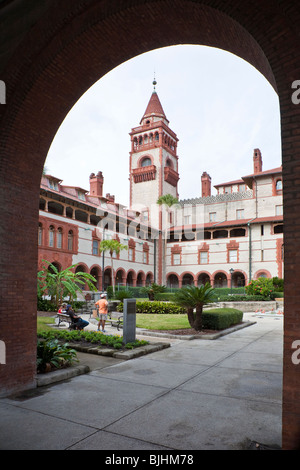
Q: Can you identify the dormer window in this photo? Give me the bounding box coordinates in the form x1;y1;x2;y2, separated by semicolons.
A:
77;191;85;201
48;179;58;191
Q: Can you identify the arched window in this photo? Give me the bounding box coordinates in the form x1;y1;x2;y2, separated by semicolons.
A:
38;223;43;246
276;179;282;191
165;158;173;168
49;226;54;247
68;230;73;251
57;228;62;249
141;157;152;167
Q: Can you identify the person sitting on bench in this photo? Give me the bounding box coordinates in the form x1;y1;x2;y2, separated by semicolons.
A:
67;307;89;330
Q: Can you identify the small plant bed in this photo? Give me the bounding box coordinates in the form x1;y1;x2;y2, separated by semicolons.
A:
37;338;79;373
37;330;149;352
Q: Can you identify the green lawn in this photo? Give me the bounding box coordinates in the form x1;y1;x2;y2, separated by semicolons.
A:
37;316;56;333
37;313;190;333
136;313;190;330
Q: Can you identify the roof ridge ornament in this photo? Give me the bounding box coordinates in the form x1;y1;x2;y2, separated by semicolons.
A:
153;73;157;92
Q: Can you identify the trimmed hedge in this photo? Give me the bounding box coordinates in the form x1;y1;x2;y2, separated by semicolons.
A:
117;301;185;314
215;294;265;302
202;308;243;330
154;292;176;301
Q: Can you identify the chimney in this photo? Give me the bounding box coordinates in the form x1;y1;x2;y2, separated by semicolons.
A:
89;171;104;197
106;193;115;203
253;149;262;174
201;172;211;197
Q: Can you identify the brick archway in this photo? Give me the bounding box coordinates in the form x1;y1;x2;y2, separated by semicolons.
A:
1;0;300;449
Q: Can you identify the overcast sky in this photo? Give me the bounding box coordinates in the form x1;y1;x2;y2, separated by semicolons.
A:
45;44;281;207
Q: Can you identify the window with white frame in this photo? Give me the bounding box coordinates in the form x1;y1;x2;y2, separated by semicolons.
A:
173;253;180;265
128;248;134;261
275;205;283;215
57;228;62;249
49;226;54;247
199;251;208;264
229;249;238;263
184;215;191;225
92;240;98;255
236;209;244;219
209;212;216;222
68;230;73;251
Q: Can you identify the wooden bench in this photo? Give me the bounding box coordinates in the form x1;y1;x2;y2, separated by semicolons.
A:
104;312;123;331
56;313;78;329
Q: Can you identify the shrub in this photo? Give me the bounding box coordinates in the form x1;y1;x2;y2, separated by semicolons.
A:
117;300;185;314
114;289;134;301
245;278;274;299
37;296;57;312
37;339;78;373
154;292;176;301
202;308;243;330
215;294;265;302
272;277;284;292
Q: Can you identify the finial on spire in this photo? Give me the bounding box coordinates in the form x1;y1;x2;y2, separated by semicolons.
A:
153;72;157;91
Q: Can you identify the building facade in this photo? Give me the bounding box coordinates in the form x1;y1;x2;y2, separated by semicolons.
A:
38;85;283;290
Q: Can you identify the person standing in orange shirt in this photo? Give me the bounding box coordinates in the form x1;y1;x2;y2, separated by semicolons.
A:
95;293;108;332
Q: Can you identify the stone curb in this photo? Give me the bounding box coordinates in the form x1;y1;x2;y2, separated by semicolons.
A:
136;320;256;341
70;341;170;359
36;342;170;387
36;364;90;387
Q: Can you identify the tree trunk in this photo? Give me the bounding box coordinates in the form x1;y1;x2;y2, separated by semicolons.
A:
110;253;115;295
186;307;195;329
193;306;203;331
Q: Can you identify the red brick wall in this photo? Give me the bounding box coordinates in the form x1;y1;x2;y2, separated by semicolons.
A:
1;0;300;448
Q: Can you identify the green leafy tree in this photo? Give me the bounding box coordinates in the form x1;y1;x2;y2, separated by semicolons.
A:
38;260;97;309
174;283;216;331
100;239;128;294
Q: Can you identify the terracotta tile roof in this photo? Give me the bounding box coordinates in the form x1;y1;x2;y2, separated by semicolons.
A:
141;91;168;122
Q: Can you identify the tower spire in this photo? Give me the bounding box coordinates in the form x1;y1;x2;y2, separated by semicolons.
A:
140;76;168;125
153;73;157;92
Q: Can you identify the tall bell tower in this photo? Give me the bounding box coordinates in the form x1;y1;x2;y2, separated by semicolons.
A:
129;78;179;228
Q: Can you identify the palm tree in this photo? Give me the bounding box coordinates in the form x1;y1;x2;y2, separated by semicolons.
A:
157;194;179;208
38;260;97;308
174;283;216;331
99;239;127;294
157;194;179;281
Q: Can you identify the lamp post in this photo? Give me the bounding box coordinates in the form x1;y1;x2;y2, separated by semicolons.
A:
229;268;234;295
